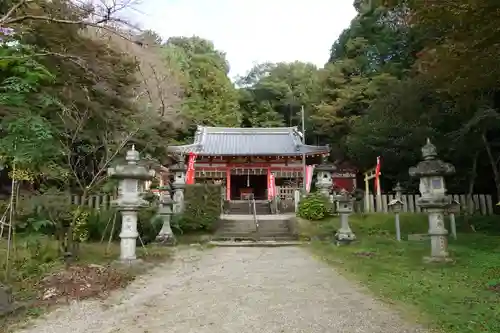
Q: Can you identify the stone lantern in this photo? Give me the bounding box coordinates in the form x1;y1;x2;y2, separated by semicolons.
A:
409;139;455;262
333;190;356;245
169;160;187;214
315;162;336;197
388;182;404;241
108;146;154;262
447;199;460;240
156;185;176;245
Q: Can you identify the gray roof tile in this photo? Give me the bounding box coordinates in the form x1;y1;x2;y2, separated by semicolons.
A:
167;126;329;156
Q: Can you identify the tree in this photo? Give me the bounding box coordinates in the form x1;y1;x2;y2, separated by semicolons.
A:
236;61;320;139
0;0;184;259
164;36;241;133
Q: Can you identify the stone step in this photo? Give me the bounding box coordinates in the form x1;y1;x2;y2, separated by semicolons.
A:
209;240;304;247
219;222;289;232
227;201;271;215
213;233;297;241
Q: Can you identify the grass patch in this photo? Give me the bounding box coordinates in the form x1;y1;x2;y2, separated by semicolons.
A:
307;214;500;333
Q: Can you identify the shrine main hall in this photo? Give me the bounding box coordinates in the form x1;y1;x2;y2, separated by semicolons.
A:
167;126;331;201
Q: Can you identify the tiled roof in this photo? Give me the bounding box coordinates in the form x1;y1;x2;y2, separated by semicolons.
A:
167;126;329;156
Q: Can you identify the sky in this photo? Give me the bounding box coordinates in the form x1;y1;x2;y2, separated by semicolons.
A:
134;0;357;79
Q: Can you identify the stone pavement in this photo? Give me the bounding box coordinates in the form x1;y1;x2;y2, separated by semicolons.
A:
14;247;428;333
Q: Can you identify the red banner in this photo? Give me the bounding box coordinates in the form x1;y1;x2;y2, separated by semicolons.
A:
267;172;276;200
186;152;197;185
374;156;381;192
305;165;315;193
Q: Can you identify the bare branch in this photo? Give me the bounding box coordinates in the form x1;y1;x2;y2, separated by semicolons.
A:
0;0;35;24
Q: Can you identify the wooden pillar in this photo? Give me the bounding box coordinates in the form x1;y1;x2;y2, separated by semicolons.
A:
267;166;271;200
226;166;231;200
364;173;370;212
363;168;382;213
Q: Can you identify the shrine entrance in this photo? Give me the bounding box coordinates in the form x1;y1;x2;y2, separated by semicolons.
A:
230;174;267;200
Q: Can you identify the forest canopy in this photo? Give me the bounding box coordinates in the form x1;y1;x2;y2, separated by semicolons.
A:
1;0;499;200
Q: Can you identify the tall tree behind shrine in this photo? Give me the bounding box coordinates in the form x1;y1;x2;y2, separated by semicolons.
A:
164;36;242;137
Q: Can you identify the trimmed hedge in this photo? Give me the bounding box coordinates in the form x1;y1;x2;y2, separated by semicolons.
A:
174;184;222;233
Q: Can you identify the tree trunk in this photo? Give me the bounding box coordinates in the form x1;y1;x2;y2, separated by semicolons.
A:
65;190;87;264
482;133;500;203
463;152;478;231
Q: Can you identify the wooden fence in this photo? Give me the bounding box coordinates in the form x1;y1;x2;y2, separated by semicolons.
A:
70;194;115;210
359;193;494;215
68;193;496;216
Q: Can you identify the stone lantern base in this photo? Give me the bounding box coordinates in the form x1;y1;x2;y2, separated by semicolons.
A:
334;214;356;245
334;232;356;245
423;256;454;264
156;233;177;246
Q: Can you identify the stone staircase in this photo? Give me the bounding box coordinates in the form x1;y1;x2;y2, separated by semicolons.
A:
214;214;298;241
226;200;271;215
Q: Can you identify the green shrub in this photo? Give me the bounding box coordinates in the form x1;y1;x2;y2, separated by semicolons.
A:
137;205;163;244
85;209;119;241
455;215;500;234
84;206;161;244
297;192;332;221
175;184;222;233
16;203;162;245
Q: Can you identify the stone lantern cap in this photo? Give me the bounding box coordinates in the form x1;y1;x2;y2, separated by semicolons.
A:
315;163;337;172
393;182;404;193
408;139;455;178
169;160;187;172
108;146;153;181
388;198;404;212
333;190;353;203
448;199;460;213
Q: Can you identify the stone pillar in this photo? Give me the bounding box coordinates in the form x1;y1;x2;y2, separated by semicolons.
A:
315;163;336;197
170;161;186;214
108;146;153;263
156;189;176;245
294;189;301;212
447;199;460;240
333;191;356;245
388;183;404;242
409;139;455;263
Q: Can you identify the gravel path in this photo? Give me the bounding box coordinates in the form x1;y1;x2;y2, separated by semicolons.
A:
15;246;428;333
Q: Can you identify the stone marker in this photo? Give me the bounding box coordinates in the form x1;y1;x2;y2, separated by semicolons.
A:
409;139;455;263
388;182;404;242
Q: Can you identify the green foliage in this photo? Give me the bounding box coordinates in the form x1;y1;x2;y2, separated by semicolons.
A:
0;235;60;287
13;186;161;244
455;215;500;235
137;205;163;244
0;46;64;179
164;36;241;131
297;192;332;221
176;184;222;233
237;61;320;132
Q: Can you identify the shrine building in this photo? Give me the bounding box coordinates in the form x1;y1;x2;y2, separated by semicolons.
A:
167;126;330;201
